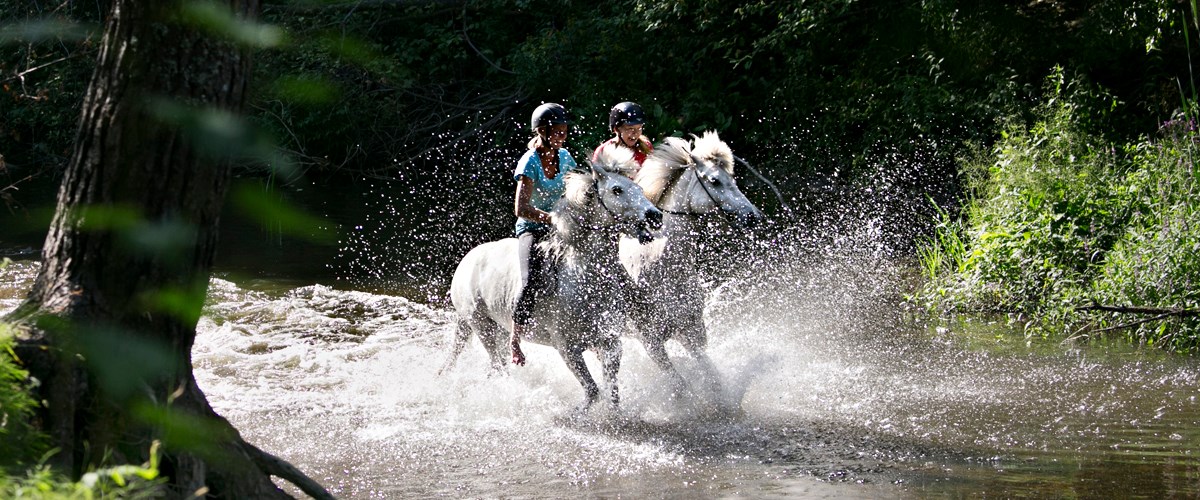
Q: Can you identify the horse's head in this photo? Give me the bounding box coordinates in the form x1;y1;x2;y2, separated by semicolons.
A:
563;148;662;243
638;131;764;228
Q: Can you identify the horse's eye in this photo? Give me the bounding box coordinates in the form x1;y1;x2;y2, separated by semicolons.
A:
709;177;722;187
612;186;624;196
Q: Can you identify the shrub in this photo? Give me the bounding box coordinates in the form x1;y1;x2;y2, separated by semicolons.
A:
916;68;1200;350
1089;112;1200;351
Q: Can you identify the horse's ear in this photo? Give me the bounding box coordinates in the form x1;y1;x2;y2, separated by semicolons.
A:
588;160;607;180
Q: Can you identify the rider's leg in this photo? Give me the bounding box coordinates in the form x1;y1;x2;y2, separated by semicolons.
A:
511;231;542;366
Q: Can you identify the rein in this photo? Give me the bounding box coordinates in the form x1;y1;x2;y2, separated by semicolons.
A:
593;179;620;219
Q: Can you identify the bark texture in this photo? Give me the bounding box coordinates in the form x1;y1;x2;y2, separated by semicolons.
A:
6;1;330;498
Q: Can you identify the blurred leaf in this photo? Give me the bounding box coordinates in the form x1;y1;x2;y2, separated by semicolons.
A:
147;98;297;178
131;403;233;460
319;33;381;67
231;181;335;243
271;75;340;105
69;205;142;231
180;1;286;48
139;283;208;325
56;324;179;400
121;218;199;258
68;205;198;260
0;19;96;45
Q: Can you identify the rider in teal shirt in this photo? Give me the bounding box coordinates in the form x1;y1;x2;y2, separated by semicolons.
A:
510;103;576;367
514;146;577;237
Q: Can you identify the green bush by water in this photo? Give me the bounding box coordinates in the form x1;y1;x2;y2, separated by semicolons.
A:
916;68;1200;351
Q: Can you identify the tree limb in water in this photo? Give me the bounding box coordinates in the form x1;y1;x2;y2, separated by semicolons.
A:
1076;304;1200;317
243;442;335;500
1075;303;1198;334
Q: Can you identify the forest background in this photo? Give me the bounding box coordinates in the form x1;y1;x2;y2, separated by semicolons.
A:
5;1;1199;343
4;1;1200;339
3;0;1200;494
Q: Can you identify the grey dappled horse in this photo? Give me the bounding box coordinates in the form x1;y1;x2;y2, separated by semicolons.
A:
619;131;764;393
443;149;662;408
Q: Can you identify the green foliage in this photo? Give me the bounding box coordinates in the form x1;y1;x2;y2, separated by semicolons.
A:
0;447;164;499
915;68;1200;350
0;1;102;173
1090;113;1200;350
5;0;1195;192
0;323;46;466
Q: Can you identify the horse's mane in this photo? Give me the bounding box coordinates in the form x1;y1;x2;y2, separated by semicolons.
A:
691;130;734;174
561;169;595;209
545;163;622;263
636;137;690;205
593;143;638;178
561;147;637;208
636;131;733;204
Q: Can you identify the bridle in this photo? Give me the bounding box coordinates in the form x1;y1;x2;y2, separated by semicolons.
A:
660;162;736;219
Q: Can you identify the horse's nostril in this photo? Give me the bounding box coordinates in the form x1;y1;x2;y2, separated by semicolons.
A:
646;209;663;227
741;210;764;228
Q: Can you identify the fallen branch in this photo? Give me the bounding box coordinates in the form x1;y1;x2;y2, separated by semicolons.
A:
1075;303;1198;334
1092;312;1176;333
1076;304;1200;317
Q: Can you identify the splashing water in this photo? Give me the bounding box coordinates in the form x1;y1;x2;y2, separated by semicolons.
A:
3;126;1199;497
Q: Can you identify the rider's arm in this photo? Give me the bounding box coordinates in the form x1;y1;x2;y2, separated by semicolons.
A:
514;176;552;224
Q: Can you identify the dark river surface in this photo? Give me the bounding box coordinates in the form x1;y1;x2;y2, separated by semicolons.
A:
2;170;1199;498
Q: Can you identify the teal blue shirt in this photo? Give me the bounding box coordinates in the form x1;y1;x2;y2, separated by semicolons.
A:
514;148;577;236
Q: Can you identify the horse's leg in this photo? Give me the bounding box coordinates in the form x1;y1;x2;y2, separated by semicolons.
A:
630;297;690;396
641;336;675;373
679;314;724;396
560;347;600;409
599;339;622;407
640;334;689;398
477;320;508;373
437;315;473;375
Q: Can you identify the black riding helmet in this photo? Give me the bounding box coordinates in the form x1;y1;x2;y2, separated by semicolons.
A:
608;101;646;131
530;102;569;131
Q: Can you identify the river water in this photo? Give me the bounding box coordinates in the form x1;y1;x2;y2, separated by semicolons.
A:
2;173;1200;498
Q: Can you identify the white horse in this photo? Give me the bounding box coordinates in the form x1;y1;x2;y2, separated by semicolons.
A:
443;149;662;408
620;131;764;391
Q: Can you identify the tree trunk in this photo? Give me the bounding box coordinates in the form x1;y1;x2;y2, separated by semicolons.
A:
5;1;329;497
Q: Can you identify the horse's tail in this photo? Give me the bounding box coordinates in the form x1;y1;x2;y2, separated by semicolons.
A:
437;315;473;375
